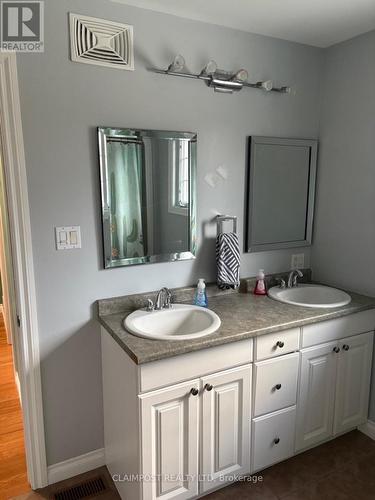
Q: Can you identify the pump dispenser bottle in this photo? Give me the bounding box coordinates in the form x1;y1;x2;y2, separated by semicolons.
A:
194;278;208;307
254;269;267;296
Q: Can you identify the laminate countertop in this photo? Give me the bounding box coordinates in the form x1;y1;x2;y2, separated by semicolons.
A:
98;286;375;365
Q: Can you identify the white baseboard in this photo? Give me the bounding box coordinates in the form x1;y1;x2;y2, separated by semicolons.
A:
47;448;105;485
359;420;375;440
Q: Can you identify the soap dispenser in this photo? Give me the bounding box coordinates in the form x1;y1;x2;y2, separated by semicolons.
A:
194;278;208;307
254;269;267;296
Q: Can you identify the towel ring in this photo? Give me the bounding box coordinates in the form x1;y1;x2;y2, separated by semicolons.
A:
216;215;237;235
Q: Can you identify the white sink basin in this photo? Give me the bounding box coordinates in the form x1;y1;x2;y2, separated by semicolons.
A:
124;304;221;341
268;284;351;308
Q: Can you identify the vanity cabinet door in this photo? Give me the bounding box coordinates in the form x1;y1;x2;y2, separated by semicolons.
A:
200;364;251;494
334;332;374;435
139;379;200;500
295;342;338;452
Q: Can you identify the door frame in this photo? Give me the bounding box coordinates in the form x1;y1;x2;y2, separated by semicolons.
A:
0;52;48;488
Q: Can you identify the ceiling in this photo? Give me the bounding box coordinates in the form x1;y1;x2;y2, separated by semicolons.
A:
111;0;375;48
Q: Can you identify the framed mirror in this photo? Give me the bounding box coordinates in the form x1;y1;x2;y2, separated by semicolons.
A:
98;127;197;268
246;136;318;252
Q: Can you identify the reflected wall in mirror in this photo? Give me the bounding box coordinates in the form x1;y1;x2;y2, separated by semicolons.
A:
98;127;197;268
246;136;318;252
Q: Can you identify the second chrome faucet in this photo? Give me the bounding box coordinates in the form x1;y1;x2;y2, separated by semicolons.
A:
146;287;172;311
277;269;304;289
287;269;304;288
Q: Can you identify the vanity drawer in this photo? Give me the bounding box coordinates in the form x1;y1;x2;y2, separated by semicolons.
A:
252;406;296;471
139;339;253;392
255;328;300;361
253;352;299;417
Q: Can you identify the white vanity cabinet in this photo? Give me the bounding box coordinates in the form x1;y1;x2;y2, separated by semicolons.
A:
200;365;252;493
140;379;200;500
102;333;253;500
334;333;373;434
140;365;252;499
295;341;337;450
251;329;301;472
296;319;374;452
101;308;375;500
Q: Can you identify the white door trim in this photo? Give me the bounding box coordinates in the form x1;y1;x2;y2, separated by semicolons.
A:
0;52;48;488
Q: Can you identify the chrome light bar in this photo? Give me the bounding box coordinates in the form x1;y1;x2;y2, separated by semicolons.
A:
148;58;291;95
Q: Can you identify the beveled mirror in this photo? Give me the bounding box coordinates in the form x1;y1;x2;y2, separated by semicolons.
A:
246;136;318;252
98;127;197;268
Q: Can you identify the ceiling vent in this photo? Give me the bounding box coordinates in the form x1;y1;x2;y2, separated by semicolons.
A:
69;13;134;71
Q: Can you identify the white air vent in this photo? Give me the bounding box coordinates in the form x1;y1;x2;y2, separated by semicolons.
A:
69;13;134;71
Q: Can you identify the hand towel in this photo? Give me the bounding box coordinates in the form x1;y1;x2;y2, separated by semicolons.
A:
216;232;240;289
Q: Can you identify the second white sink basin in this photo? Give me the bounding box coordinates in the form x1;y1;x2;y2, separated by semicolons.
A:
124;304;221;341
268;284;351;308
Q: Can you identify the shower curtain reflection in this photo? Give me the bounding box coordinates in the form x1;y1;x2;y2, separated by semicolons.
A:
107;141;146;260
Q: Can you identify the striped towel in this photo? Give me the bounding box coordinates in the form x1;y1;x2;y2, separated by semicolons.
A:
216;232;240;289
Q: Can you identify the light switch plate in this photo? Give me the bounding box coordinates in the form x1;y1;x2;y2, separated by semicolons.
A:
55;226;81;250
291;253;305;270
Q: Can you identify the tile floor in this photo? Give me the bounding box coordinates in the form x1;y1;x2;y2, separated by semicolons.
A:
9;429;375;500
205;430;375;499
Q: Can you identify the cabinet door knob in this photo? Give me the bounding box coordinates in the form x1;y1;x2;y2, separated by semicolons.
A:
275;383;282;390
204;384;213;392
343;344;350;351
190;388;199;396
333;346;340;353
276;341;284;348
274;437;280;444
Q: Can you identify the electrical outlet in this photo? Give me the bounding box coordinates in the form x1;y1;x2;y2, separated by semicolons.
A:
291;253;305;270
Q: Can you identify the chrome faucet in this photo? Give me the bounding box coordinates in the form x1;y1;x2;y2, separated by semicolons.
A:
146;287;172;311
287;269;303;288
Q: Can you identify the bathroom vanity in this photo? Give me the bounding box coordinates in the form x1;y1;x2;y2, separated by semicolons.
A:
99;285;375;500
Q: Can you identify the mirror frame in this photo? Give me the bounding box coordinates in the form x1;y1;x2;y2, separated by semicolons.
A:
246;136;318;253
98;127;197;268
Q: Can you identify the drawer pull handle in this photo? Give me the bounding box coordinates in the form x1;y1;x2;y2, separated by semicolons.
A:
333;346;340;353
343;344;350;351
204;384;213;392
276;341;285;348
274;437;280;445
275;384;282;391
190;388;199;396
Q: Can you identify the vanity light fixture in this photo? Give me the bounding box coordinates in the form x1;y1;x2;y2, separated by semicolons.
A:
149;55;291;95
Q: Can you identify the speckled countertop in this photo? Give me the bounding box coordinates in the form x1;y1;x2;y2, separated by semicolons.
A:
98;282;375;365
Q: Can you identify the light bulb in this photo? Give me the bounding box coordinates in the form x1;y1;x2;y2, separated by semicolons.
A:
234;69;248;82
168;54;186;72
261;80;273;91
200;59;218;76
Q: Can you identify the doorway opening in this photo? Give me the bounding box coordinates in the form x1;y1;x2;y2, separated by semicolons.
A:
0;52;47;493
0;117;30;498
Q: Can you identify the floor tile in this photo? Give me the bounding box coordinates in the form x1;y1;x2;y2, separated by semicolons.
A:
204;479;278;499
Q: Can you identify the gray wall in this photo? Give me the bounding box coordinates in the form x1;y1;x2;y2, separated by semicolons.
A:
311;30;375;419
17;0;322;465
